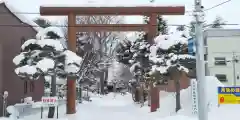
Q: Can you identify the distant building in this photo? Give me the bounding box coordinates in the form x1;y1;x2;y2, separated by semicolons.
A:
204;29;240;86
0;1;44;116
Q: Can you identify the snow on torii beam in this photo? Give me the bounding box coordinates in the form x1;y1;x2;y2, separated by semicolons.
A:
40;6;185;15
39;5;185;114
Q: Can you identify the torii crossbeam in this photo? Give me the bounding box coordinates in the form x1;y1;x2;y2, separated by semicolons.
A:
40;5;185;114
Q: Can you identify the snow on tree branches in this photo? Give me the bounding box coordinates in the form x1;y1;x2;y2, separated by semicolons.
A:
13;27;82;80
149;32;195;77
115;39;132;65
116;39;151;84
129;40;151;75
116;31;195;85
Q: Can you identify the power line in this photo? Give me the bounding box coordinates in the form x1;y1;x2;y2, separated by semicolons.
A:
204;23;240;27
204;0;232;11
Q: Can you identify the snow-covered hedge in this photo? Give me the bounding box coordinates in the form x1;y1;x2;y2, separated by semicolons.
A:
13;27;82;80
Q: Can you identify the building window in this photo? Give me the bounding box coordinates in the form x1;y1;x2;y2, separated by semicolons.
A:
215;74;227;82
204;54;207;61
204;38;207;46
30;81;35;92
24;81;28;94
214;57;226;65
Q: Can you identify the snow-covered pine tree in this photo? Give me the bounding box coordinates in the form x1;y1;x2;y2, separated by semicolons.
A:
34;17;52;28
115;39;150;102
13;27;82;118
115;39;132;65
188;21;195;38
149;31;195;112
176;25;186;31
210;16;226;28
129;40;151;78
116;39;151;82
137;0;168;41
139;15;168;40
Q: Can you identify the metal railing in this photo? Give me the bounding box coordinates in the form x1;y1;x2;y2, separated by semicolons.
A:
13;99;66;118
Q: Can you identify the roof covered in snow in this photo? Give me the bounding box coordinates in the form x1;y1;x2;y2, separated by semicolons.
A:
0;0;42;32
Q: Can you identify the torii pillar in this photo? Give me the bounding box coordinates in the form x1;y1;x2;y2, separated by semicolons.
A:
40;5;185;114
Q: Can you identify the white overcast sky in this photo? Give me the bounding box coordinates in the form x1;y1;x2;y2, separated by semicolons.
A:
5;0;240;28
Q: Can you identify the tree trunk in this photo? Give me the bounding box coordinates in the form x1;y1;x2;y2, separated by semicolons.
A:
100;71;105;95
134;76;140;102
150;82;158;112
48;75;57;118
135;87;140;102
113;83;116;98
78;83;82;103
104;69;108;82
140;83;144;106
103;69;108;94
148;82;151;106
174;71;181;112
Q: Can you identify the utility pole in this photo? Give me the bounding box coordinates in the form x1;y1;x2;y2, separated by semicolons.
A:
194;0;208;120
232;51;238;86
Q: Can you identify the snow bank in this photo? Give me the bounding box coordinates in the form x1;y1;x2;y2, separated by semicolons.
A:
6;105;19;119
204;76;224;108
155;115;196;120
24;97;34;104
158;76;224;117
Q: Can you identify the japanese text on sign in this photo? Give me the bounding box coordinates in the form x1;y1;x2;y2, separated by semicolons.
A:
191;79;198;115
41;97;58;107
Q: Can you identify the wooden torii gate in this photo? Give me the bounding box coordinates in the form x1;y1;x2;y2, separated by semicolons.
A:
40;5;185;114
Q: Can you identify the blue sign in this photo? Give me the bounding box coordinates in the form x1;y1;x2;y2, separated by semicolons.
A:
188;38;195;56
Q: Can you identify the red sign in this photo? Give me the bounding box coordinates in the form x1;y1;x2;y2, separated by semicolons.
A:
41;97;58;106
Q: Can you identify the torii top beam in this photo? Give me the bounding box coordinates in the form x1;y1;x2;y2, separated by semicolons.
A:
40;6;185;16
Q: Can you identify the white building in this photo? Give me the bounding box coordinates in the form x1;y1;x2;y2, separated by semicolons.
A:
204;29;240;86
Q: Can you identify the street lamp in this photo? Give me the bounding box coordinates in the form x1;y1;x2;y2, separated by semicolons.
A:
2;91;8;116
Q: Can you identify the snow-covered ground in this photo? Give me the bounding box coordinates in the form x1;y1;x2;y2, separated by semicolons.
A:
2;76;239;120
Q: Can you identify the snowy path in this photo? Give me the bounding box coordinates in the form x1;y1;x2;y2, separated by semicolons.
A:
23;93;159;120
75;94;154;120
